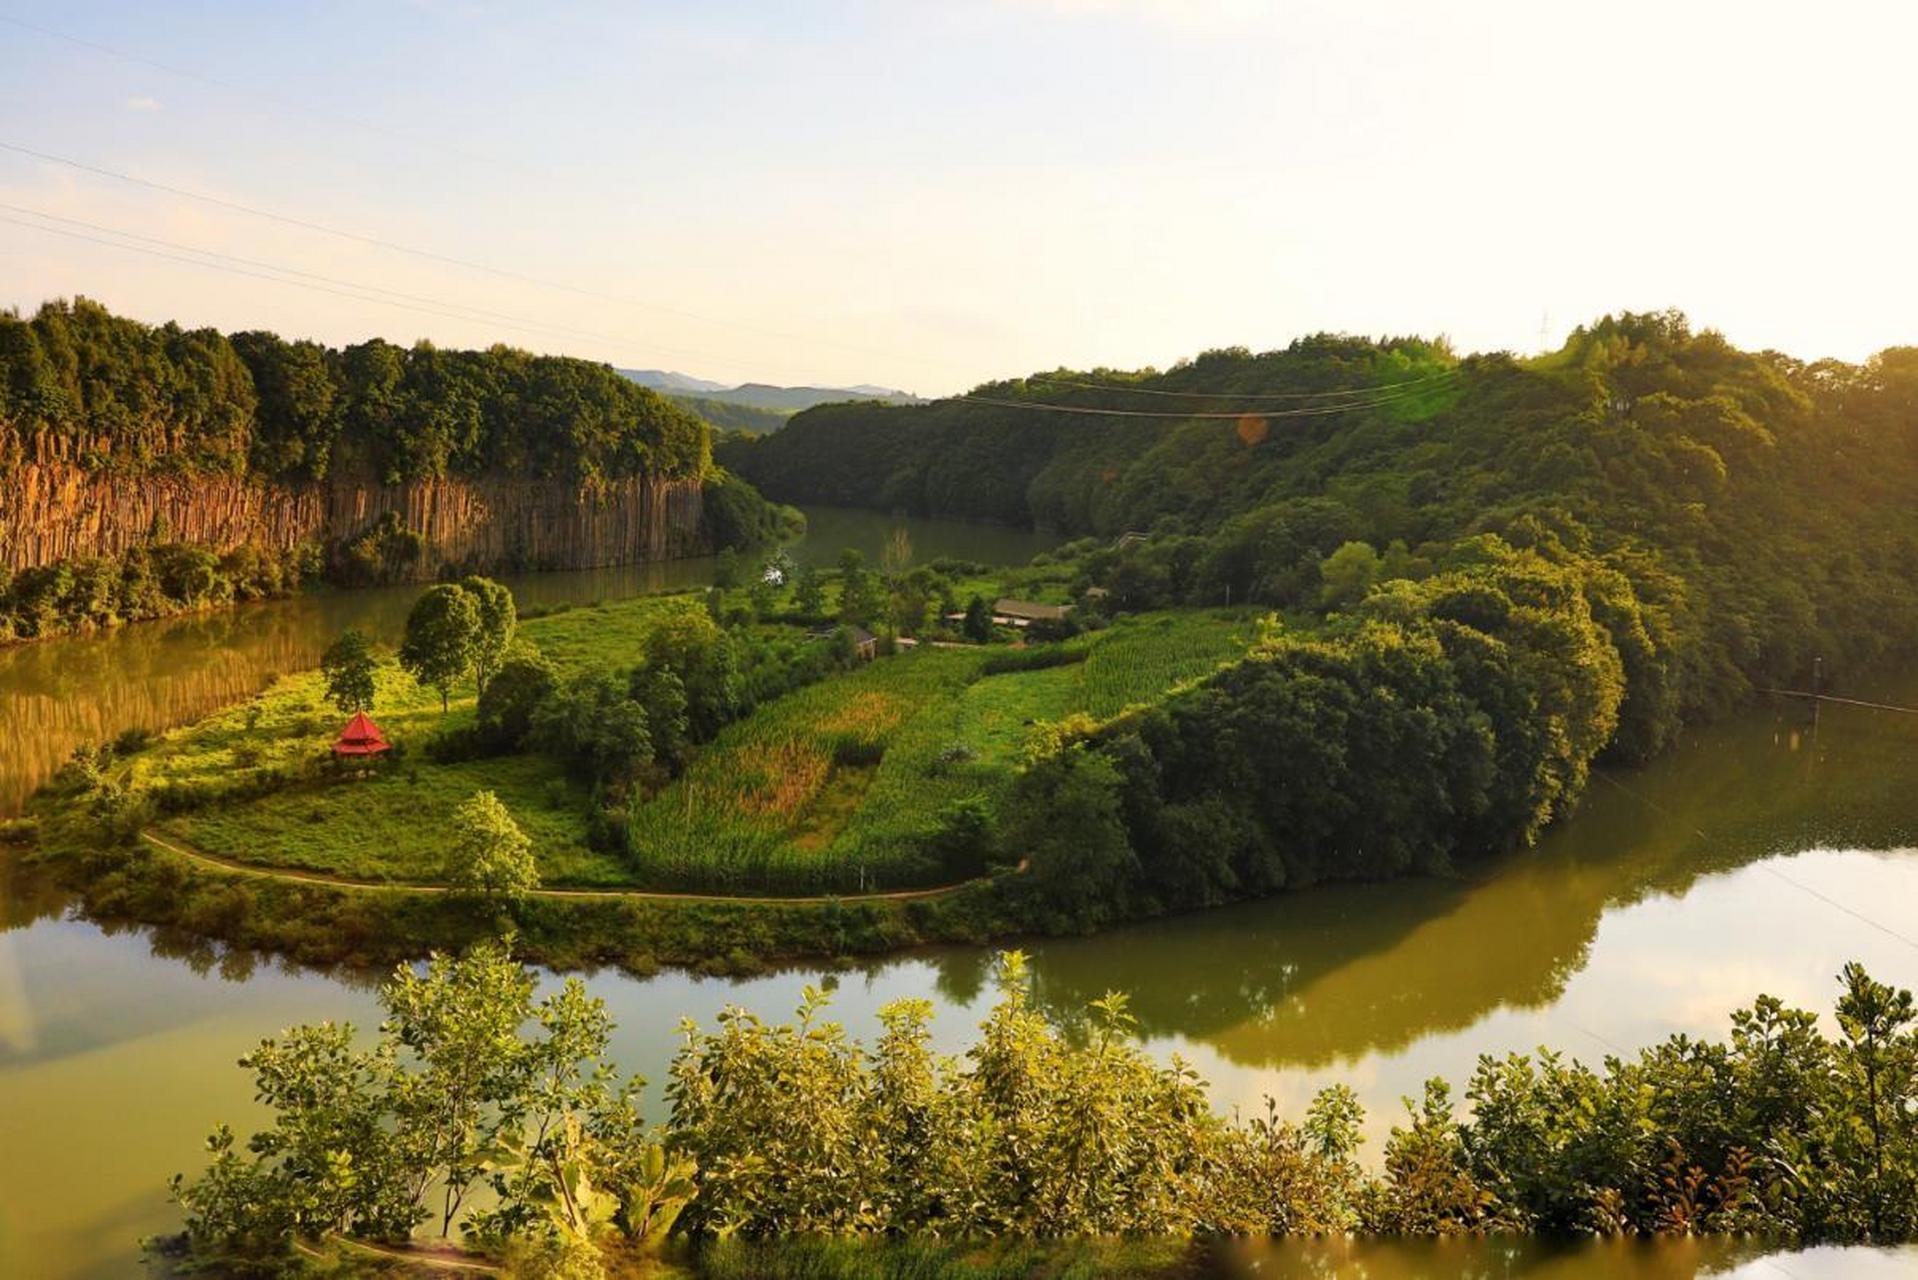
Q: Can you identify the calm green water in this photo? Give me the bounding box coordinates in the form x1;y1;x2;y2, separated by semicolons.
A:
2;516;1917;1276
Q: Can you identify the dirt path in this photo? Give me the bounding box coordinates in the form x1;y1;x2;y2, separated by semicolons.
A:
139;829;1010;906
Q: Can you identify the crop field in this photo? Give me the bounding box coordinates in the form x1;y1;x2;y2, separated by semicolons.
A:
624;647;987;892
625;611;1261;895
134;593;701;886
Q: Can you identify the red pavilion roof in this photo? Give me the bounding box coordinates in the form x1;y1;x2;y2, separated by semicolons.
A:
333;710;392;756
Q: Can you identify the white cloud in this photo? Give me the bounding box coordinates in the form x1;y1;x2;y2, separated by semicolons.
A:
124;96;162;112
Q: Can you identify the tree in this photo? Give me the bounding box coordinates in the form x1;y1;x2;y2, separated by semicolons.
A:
399;583;480;712
1318;540;1382;610
172;940;663;1269
460;576;517;693
1830;962;1918;1239
890;576;931;637
748;561;778;619
630;665;691;771
793;565;826;617
1000;742;1138;929
320;628;378;714
837;549;881;627
643;612;742;741
963;594;994;643
530;670;654;784
445;790;539;904
713;547;741;591
476;643;557;749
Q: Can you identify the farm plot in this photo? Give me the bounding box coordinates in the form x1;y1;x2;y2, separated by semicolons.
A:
622;648;988;894
624;611;1262;896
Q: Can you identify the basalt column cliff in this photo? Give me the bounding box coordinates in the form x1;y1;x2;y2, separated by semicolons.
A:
3;461;706;579
0;300;793;640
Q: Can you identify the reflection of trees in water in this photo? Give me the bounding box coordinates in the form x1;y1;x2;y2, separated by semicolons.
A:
0;852;74;931
0;594;407;813
931;696;1918;1073
0;561;727;815
1211;1234;1781;1279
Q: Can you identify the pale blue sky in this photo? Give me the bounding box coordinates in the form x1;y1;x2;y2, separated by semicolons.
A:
1;1;1912;393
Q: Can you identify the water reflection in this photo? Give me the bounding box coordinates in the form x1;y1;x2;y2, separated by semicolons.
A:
964;694;1918;1072
1215;1235;1918;1278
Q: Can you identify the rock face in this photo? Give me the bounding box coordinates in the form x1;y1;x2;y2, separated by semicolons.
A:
1;463;708;577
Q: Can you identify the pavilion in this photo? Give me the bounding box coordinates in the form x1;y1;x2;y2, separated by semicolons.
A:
331;711;392;761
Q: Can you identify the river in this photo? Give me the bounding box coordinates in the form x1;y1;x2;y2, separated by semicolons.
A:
1;509;1916;1277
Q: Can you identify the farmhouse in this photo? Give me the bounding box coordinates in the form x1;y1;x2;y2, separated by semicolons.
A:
807;624;880;660
993;598;1072;628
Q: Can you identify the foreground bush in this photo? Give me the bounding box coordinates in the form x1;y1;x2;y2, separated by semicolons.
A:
164;949;1918;1275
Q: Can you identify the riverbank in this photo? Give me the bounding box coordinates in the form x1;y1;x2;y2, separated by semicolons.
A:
7;706;1918;1276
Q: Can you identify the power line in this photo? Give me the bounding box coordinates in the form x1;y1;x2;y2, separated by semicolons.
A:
1757;687;1918;717
0;138;962;382
1026;369;1457;401
0;12;519;175
0;201;780;368
0;212;766;374
1591;771;1918;954
953;385;1440;420
0;201;677;354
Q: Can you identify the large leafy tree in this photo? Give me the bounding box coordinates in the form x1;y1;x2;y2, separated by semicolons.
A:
475;643;557;749
530;669;654;785
444;790;539;905
642;611;742;741
459;575;518;693
319;628;378;714
398;583;480;713
171;941;675;1272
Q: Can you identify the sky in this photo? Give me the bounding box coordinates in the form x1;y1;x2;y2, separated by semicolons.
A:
0;0;1914;395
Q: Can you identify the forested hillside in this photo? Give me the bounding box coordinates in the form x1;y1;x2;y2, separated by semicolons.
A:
0;299;793;642
1;298;710;482
728;315;1918;926
666;393;792;435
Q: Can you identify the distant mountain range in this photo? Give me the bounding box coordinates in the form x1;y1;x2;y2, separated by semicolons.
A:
618;369;922;424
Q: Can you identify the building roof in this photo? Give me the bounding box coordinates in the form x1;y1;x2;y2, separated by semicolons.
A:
994;598;1072;622
333;710;391;756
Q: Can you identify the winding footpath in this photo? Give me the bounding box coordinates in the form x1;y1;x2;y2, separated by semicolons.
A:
139;829;1014;905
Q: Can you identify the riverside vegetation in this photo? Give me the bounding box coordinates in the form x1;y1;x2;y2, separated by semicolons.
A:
155;942;1918;1276
23;310;1918;967
18;545;1265;968
13;310;1918;1275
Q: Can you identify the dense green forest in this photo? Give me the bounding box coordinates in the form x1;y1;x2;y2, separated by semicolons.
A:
665;392;792;435
1;297;710;481
724;315;1918;924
